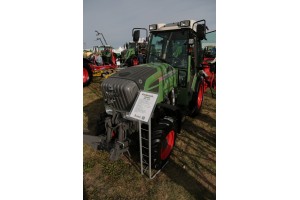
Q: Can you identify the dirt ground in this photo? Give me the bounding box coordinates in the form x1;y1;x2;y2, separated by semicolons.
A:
83;76;216;200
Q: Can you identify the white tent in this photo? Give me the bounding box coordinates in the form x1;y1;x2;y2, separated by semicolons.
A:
113;46;125;54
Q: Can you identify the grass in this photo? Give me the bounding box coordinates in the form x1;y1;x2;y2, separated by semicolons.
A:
83;80;216;200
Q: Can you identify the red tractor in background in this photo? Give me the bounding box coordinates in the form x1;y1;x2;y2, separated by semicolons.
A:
201;45;216;97
83;32;118;87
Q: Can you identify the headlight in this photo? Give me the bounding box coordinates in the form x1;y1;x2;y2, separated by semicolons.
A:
180;20;190;27
149;24;157;30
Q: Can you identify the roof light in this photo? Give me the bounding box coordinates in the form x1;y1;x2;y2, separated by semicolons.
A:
180;20;190;27
149;24;157;30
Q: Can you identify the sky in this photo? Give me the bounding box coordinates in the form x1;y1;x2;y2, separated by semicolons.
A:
83;0;216;49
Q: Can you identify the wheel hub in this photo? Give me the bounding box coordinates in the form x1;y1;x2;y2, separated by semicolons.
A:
197;84;203;109
160;130;175;160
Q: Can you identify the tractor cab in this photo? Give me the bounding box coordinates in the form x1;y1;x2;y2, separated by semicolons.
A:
134;20;208;107
101;45;115;64
91;45;116;65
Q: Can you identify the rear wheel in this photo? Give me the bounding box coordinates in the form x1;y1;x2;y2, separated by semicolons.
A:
190;79;205;117
143;117;177;169
83;65;93;87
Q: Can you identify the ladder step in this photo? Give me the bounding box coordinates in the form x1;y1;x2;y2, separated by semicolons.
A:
141;128;149;131
141;137;148;141
142;146;149;150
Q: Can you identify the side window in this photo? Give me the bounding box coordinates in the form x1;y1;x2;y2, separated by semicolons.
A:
148;35;164;62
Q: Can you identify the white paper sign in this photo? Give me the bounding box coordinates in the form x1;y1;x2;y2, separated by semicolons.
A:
129;91;158;122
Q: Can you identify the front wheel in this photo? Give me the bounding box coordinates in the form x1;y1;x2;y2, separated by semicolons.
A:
143;117;177;170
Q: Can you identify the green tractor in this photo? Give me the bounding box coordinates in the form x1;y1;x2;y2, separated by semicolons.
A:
99;19;208;171
122;28;148;67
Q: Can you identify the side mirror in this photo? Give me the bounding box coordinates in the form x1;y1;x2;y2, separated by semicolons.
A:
197;24;207;40
133;30;140;42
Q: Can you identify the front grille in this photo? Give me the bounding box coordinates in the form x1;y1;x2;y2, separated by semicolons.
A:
101;78;139;112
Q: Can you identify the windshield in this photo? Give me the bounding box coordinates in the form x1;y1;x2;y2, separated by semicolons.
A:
148;30;188;68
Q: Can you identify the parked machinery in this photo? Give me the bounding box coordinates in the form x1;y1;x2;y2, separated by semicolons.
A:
202;45;216;96
83;32;118;87
122;28;148;67
98;19;213;171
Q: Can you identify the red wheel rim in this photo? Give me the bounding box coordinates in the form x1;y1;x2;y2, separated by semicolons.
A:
83;68;89;83
160;130;175;160
133;58;138;66
197;83;204;109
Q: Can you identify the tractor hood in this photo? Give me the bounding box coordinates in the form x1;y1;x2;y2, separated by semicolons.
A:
110;64;156;90
109;63;177;91
101;63;177;112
